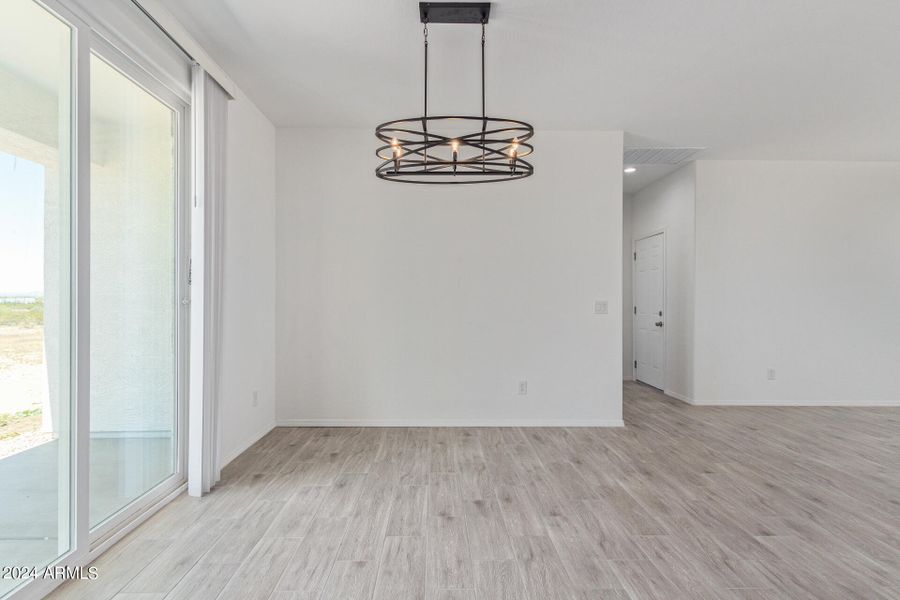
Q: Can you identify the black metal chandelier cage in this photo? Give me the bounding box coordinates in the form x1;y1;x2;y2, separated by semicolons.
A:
375;2;534;184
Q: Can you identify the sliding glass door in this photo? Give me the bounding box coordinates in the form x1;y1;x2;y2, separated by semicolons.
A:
0;1;190;596
0;1;72;596
88;52;184;529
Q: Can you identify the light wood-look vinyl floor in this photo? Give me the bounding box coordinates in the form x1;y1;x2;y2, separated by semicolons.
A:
49;382;900;599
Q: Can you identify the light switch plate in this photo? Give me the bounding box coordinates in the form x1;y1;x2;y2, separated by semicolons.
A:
594;300;608;315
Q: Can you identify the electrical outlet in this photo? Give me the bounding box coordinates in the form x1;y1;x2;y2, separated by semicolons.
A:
594;300;608;315
518;381;528;395
252;390;259;407
766;368;776;381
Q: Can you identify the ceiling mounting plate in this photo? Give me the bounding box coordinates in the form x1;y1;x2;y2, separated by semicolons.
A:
420;2;491;24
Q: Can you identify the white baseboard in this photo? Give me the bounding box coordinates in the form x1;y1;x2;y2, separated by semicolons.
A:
688;398;900;407
276;418;625;428
219;421;276;468
664;389;695;405
623;376;634;382
648;387;899;407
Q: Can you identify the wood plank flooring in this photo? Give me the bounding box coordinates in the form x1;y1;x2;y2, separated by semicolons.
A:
48;382;900;599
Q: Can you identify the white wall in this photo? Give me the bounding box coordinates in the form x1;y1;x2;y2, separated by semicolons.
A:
694;161;900;405
276;129;624;425
622;194;633;380
218;89;277;465
630;164;695;400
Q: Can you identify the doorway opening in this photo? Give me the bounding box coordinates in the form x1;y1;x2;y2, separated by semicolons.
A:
622;152;697;404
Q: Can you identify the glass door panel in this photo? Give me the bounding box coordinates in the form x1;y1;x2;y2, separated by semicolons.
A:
89;54;177;528
0;0;73;595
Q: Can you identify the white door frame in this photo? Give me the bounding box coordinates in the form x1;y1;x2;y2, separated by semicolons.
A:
632;229;667;389
86;36;191;549
6;2;190;598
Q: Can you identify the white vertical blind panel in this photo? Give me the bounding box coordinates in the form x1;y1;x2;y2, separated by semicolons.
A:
203;72;228;491
189;67;228;496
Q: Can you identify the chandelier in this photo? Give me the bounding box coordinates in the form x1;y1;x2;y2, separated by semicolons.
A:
375;2;534;184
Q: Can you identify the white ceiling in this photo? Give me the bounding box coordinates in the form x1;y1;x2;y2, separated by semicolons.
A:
623;164;685;195
160;0;900;173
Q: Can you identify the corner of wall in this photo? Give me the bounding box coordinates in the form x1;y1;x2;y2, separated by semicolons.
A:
622;193;634;381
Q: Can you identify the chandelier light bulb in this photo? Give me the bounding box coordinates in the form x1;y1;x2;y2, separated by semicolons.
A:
508;137;519;157
509;137;519;174
391;138;402;172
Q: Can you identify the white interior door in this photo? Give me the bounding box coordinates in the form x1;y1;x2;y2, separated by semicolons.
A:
634;232;665;389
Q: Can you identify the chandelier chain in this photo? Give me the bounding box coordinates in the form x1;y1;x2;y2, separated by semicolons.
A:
481;21;486;120
481;20;487;167
423;19;428;119
423;18;429;161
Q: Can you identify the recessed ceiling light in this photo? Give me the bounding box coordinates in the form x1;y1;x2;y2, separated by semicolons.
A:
624;167;637;174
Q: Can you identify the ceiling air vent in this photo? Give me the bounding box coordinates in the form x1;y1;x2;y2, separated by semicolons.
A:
623;147;705;165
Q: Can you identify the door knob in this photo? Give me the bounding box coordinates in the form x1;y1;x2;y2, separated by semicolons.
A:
655;321;663;327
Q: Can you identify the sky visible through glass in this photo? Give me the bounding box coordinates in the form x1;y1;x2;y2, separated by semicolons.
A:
0;150;44;297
